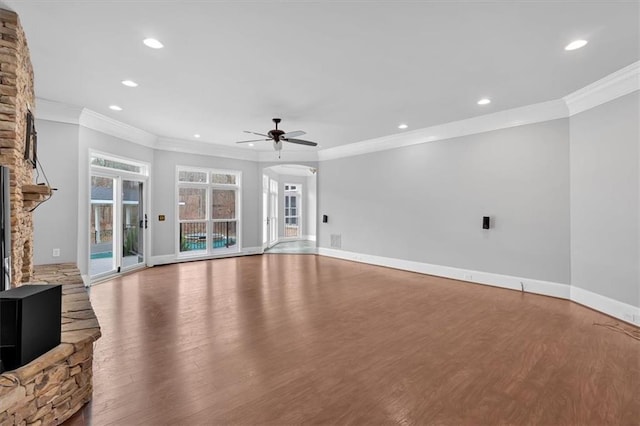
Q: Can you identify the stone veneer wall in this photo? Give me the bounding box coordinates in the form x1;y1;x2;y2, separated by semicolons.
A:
0;8;36;285
0;264;101;425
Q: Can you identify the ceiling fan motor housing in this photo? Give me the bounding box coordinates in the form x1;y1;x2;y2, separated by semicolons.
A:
268;129;285;141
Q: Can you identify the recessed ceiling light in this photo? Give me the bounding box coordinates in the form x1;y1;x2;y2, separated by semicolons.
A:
143;38;164;49
194;134;201;138
109;105;122;111
248;143;254;147
398;123;408;129
121;80;138;87
477;98;491;105
565;39;588;51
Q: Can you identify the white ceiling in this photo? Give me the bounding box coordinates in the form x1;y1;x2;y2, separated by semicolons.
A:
2;1;639;152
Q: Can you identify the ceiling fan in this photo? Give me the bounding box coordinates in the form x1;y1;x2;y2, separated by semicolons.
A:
236;118;318;152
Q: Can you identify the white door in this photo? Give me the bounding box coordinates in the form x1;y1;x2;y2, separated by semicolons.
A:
269;178;278;247
262;175;269;249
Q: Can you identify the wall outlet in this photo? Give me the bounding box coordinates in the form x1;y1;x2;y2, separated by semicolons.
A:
52;248;60;257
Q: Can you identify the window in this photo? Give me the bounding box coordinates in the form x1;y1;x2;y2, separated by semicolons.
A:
91;153;148;176
177;167;241;255
284;184;301;238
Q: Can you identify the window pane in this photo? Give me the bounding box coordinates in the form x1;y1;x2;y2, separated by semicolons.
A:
212;189;236;219
179;171;207;183
179;188;206;220
285;197;290;208
91;157;141;173
179;222;207;252
211;173;236;184
291;208;297;216
212;221;237;249
291;197;297;207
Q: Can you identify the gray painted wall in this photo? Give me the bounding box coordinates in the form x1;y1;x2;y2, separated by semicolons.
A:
33;119;80;265
570;92;639;307
318;119;571;284
152;150;260;257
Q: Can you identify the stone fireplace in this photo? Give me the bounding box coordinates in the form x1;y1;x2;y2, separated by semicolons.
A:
0;7;44;285
0;8;101;425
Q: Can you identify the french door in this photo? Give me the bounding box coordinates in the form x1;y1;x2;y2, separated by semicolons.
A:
90;173;146;279
262;175;279;249
262;175;269;248
269;179;278;247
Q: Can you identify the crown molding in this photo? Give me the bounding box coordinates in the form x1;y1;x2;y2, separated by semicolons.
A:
318;99;569;161
79;109;158;148
563;61;640;116
155;137;259;162
34;98;83;124
34;62;636;163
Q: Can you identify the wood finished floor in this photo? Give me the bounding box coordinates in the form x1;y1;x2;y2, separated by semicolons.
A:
66;254;639;425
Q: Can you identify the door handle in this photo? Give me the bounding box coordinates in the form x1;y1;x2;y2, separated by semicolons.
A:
144;214;148;229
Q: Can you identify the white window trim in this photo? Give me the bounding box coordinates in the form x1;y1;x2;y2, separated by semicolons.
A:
176;166;242;258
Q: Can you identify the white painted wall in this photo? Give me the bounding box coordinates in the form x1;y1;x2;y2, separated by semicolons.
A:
570;92;639;307
151;149;260;257
318;119;571;284
32;119;80;265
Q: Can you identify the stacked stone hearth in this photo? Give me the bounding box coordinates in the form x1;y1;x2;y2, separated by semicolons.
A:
0;264;101;425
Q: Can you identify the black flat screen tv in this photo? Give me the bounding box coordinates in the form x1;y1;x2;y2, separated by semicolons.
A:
1;165;11;291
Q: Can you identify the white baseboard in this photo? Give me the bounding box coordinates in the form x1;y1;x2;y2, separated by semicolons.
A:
571;286;640;326
149;246;263;267
318;248;639;325
303;235;317;242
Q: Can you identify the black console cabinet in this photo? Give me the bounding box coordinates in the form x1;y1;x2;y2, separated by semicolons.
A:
0;284;61;372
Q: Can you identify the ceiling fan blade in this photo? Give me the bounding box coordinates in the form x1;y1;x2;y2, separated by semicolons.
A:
244;131;269;137
236;138;269;144
281;130;306;139
283;138;318;147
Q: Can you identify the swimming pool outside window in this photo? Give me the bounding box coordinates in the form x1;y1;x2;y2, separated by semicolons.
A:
177;167;241;255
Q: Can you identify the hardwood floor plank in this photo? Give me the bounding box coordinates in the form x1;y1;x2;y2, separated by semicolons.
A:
63;254;639;425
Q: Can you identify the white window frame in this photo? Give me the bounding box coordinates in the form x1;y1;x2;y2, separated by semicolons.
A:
176;166;242;257
283;183;302;240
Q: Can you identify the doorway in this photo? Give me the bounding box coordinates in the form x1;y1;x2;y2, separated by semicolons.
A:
89;154;148;280
261;164;317;254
